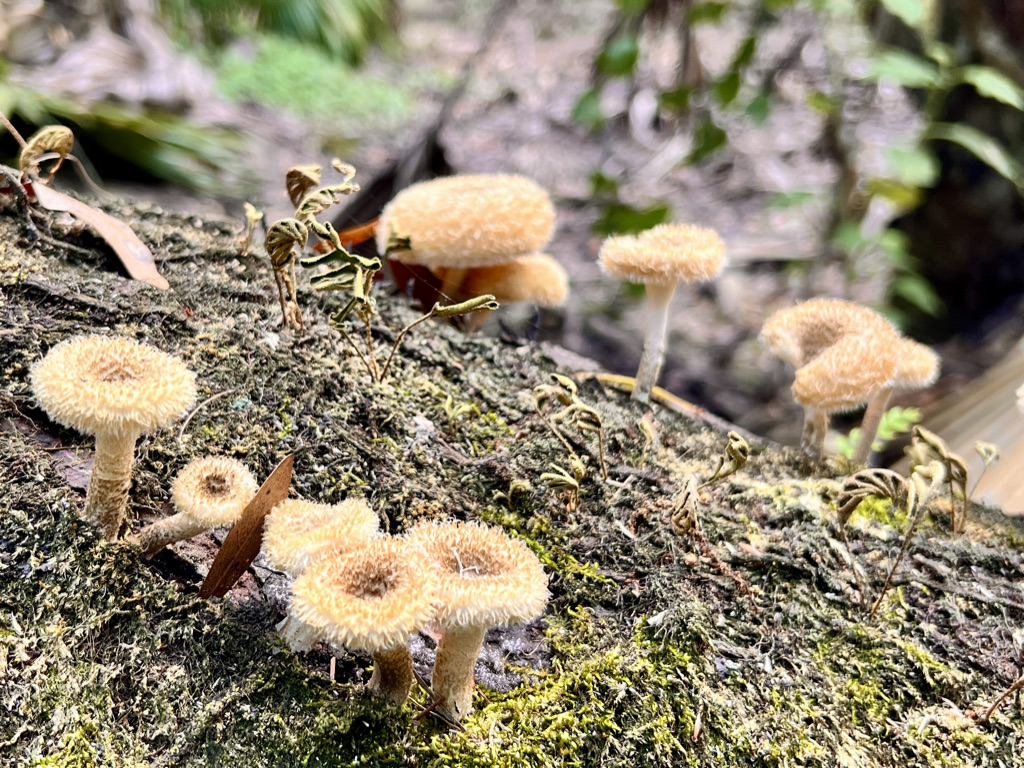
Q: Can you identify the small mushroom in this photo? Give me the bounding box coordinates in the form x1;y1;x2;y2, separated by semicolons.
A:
852;337;940;463
599;223;726;403
760;299;903;457
129;457;258;556
262;498;380;651
406;520;548;722
290;537;437;703
31;335;197;540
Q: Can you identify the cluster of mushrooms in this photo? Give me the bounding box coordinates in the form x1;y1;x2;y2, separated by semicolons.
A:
27;171;950;727
29;334;547;723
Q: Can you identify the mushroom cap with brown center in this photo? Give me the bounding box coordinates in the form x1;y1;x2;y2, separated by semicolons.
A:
170;457;258;528
456;253;569;307
263;498;380;575
598;223;726;287
376;174;556;269
290;538;437;653
406;520;548;629
31;335;197;439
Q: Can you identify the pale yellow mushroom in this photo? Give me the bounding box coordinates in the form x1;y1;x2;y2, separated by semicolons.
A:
599;223;726;403
406;520;548;722
290;538;437;703
31;335;196;540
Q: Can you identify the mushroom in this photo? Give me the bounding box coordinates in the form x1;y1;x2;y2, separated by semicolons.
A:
599;223;726;403
262;498;380;651
406;520;548;722
129;456;258;556
31;335;197;540
290;537;437;703
454;253;569;332
760;298;904;457
377;174;560;325
851;337;940;463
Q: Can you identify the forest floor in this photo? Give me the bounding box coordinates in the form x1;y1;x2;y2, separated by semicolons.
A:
1;191;1023;766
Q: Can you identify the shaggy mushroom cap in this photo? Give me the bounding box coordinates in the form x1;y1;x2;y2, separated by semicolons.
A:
598;224;726;287
456;253;569;307
263;498;379;575
406;520;548;628
290;538;437;653
892;337;941;390
376;174;556;269
31;335;197;438
171;457;258;528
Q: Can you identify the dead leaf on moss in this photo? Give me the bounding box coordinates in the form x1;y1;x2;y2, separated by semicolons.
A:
32;183;170;290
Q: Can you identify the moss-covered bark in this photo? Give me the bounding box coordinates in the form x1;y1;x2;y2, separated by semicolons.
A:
1;199;1023;767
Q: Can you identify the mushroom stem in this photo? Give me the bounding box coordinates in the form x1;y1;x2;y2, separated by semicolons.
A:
435;267;469;302
277;615;321;652
800;408;828;457
84;430;139;540
633;281;676;404
368;645;415;703
128;513;210;557
852;388;894;464
431;623;487;721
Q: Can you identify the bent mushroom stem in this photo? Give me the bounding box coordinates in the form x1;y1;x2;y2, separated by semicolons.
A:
852;388;893;464
368;645;415;703
84;430;139;540
633;281;676;404
129;514;210;557
800;407;828;457
432;623;487;720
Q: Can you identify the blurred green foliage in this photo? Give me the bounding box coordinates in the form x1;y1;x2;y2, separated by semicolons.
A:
577;0;1024;326
835;405;922;459
158;0;398;65
215;35;416;132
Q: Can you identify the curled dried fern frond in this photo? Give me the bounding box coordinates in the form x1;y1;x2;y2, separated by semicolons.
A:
286;164;322;208
20;125;74;183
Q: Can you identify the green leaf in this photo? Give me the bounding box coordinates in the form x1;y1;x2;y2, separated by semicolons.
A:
592;202;672;236
731;36;757;70
959;65;1024;110
597;34;640;77
831;221;866;253
768;190;814;209
658;85;692;113
864;178;923;210
589;171;620;197
884;146;940;187
572;88;605;133
878;0;925;30
925;122;1024;192
712;72;742;106
686;119;728;164
615;0;650;16
688;2;728;24
745;92;770;124
868;50;939;88
806;90;835;115
891;273;945;316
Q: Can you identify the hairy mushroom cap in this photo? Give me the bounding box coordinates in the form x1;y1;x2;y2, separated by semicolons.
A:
31;335;197;439
171;457;258;527
598;224;726;287
456;253;569;307
290;538;437;653
761;298;902;411
263;498;380;575
376;174;556;269
406;520;548;629
892;337;941;390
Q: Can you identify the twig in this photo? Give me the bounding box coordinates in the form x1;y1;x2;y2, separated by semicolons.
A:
178;389;236;442
980;672;1024;724
337;323;377;380
379;309;436;380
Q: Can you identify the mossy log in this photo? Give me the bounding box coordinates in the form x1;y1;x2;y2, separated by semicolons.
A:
1;199;1023;767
